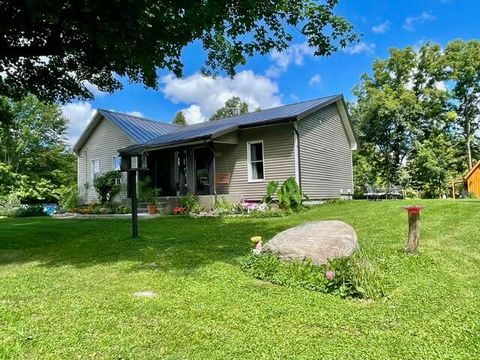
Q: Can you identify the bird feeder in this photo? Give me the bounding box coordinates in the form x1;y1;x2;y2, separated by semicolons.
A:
402;205;425;254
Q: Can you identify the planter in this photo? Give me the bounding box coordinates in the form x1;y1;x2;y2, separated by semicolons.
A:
147;204;157;215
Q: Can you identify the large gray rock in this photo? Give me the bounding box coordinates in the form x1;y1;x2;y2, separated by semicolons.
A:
262;221;359;265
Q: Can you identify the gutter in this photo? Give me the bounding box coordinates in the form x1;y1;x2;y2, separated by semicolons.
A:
290;119;302;191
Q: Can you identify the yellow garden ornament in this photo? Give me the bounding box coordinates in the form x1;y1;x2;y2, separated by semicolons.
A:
250;236;262;243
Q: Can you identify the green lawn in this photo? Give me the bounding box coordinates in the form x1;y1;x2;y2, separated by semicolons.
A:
1;200;479;359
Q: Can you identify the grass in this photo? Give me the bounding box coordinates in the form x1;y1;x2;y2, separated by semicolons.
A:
0;200;479;359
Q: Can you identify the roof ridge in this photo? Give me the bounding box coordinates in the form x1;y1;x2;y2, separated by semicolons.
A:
98;109;178;127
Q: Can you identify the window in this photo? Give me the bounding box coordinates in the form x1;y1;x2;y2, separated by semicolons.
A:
112;155;121;171
91;159;100;180
247;141;264;181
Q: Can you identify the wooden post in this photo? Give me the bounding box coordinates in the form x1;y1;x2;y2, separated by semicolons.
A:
128;170;138;239
406;210;420;253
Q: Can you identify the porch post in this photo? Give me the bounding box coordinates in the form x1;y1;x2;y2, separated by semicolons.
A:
207;142;217;196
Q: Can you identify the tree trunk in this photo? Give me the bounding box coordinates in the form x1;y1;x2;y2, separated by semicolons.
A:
464;97;473;170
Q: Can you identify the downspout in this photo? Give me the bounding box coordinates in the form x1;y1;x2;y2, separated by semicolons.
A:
290;119;302;191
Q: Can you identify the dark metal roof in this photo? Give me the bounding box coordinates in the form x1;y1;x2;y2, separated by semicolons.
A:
120;94;343;154
98;110;180;143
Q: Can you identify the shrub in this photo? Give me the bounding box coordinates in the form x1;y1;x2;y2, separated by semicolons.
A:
261;178;307;211
93;171;121;204
14;204;47;217
179;193;203;213
0;193;21;216
242;252;384;300
57;186;80;212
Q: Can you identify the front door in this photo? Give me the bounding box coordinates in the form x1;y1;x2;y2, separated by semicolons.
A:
194;147;211;195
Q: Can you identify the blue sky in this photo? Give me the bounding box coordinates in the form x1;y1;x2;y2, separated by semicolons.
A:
64;0;480;144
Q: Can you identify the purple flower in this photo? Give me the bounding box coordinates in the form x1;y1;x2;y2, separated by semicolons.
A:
325;270;335;281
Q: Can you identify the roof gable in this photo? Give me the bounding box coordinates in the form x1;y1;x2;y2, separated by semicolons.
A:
465;160;480;180
73;110;179;154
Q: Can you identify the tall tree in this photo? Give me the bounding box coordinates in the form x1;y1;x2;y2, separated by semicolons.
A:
443;40;480;169
172;111;187;127
210;97;249;121
0;1;357;103
0;95;76;197
352;42;452;191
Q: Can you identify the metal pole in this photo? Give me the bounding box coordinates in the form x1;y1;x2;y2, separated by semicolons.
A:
129;170;138;239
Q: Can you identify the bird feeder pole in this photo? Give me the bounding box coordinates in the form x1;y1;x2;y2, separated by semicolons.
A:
402;206;425;254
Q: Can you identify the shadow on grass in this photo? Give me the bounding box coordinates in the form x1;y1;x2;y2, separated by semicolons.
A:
0;215;294;272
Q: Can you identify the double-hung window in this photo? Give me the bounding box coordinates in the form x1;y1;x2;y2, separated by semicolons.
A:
247;140;265;181
91;159;100;180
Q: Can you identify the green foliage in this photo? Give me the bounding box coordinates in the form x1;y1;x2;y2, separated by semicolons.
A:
1;1;356;103
242;252;384;300
277;177;304;210
0;95;76;202
209;97;249;121
57;186;80;212
0;193;21;216
263;180;279;204
172;111;187;126
93;171;121;204
351;40;479;197
14;205;47;218
179;193;203;214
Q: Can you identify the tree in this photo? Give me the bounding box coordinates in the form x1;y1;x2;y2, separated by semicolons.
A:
0;95;76;201
210;97;249;121
443;40;480;169
351;43;462;196
0;1;357;103
172;111;187;127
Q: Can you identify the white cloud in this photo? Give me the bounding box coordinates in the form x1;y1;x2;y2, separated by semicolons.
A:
162;70;282;124
343;42;376;55
82;81;108;97
308;74;321;87
403;11;436;31
372;21;391;34
62;102;96;145
266;42;315;78
126;111;144;118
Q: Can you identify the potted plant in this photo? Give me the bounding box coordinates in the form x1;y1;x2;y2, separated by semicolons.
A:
147;188;161;215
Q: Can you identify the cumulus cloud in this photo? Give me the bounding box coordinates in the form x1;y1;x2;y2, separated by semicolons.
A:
308;74;322;87
62;102;96;145
161;70;282;124
403;11;436;31
62;103;145;145
343;42;376;55
372;21;391;34
266;42;315;78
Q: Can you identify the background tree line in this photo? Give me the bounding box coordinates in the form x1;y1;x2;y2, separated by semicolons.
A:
351;40;480;198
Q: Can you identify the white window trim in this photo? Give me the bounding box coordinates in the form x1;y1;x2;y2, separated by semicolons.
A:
112;155;121;171
246;140;265;182
91;158;100;181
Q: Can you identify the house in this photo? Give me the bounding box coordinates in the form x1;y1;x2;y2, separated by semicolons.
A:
73;94;357;207
465;160;480;198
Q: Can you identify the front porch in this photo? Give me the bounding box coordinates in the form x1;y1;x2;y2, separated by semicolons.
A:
128;141;236;203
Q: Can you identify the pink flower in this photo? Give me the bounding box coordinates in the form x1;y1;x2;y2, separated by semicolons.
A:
325;270;335;281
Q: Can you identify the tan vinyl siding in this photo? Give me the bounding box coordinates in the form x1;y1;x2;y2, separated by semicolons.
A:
298;103;353;199
77;116;136;203
215;123;295;200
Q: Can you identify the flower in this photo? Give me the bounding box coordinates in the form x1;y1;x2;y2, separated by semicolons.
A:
250;236;262;243
325;270;335;281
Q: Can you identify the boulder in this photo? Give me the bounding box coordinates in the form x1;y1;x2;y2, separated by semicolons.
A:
262;221;359;265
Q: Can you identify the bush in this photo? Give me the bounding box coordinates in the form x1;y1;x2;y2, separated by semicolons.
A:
93;171;121;204
57;186;80;212
261;177;307;211
14;204;47;217
242;252;384;300
179;193;203;213
0;193;21;216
